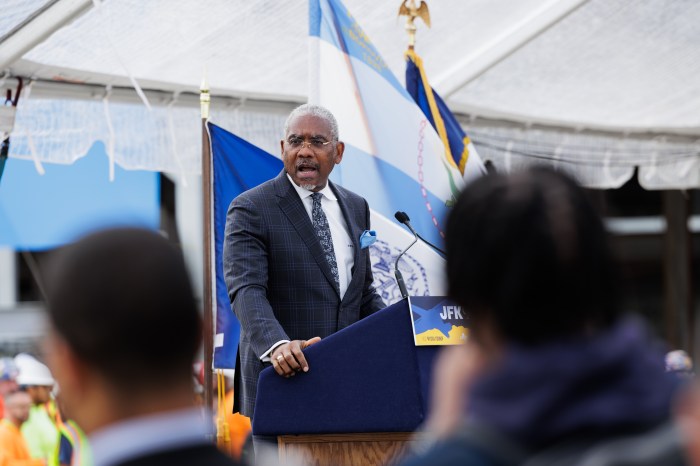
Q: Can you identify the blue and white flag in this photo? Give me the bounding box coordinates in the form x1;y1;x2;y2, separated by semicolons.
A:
309;0;482;303
210;122;283;369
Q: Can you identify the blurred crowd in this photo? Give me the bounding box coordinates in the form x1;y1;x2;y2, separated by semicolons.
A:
0;354;250;466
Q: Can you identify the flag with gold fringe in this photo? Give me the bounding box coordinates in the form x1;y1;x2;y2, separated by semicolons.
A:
405;50;484;182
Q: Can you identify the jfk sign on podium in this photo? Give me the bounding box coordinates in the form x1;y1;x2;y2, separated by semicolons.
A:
408;296;469;346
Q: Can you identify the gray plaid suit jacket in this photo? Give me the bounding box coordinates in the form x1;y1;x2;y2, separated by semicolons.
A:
223;170;385;417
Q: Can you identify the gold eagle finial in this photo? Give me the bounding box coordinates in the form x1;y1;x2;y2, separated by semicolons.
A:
398;0;431;49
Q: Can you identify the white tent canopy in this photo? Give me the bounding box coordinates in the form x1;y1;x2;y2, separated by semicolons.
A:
2;0;699;188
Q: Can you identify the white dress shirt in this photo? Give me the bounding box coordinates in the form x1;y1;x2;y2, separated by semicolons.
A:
287;174;355;296
260;175;356;362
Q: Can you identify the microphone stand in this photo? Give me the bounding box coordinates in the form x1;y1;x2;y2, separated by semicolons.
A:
394;211;446;256
394;236;417;299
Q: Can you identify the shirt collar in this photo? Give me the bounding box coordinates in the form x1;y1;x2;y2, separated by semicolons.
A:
286;173;337;201
89;407;210;466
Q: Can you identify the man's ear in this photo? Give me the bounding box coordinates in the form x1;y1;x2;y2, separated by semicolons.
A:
45;330;87;401
334;141;345;164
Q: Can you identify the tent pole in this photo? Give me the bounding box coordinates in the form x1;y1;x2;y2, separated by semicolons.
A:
432;0;590;98
0;0;93;70
663;190;692;352
200;77;214;437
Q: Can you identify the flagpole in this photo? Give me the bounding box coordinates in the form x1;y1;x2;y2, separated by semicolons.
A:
200;74;214;431
398;0;431;51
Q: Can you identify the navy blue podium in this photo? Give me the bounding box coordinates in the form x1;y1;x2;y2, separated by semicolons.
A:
253;299;441;465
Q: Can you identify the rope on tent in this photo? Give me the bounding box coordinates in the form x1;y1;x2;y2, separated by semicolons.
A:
167;92;188;187
233;98;246;128
21;81;45;176
0;77;21;183
10;77;22;106
643;149;659;183
602;150;628;187
93;0;152;111
504;140;513;173
102;86;115;182
553;145;563;172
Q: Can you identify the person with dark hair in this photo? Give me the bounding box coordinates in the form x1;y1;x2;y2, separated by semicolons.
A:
224;104;385;418
400;167;688;465
43;228;241;466
446;166;620;346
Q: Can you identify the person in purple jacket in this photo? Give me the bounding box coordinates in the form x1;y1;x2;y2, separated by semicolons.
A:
400;166;688;466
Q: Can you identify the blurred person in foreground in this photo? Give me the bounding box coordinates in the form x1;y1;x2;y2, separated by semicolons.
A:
14;354;60;464
400;167;688;465
0;357;19;419
43;228;241;466
0;390;44;466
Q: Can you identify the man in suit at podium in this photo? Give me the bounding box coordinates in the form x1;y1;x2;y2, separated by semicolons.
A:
224;104;385;418
44;229;241;466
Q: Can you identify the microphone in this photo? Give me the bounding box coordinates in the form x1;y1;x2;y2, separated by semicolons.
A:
394;211;446;256
394;219;418;299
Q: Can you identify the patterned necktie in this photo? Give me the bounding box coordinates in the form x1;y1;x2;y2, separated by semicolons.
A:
311;192;339;289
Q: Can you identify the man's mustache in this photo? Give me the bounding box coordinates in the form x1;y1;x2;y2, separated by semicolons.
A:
296;161;319;170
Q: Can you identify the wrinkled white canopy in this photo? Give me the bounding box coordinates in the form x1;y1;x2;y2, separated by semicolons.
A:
2;0;699;188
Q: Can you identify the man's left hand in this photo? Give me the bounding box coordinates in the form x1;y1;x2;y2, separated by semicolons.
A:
270;337;321;378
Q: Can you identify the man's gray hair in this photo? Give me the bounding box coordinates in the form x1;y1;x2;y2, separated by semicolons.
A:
283;104;340;141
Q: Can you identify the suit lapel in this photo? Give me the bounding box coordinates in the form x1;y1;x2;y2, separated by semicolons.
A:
275;172;340;297
331;182;363;303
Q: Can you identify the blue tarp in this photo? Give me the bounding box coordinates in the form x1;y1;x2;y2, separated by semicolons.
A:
0;142;159;250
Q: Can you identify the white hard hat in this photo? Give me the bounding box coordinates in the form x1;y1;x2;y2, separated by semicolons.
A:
14;353;55;386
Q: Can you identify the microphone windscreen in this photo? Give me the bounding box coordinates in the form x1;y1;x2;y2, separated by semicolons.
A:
394;211;410;223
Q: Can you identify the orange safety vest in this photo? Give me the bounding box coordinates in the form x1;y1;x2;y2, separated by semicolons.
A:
0;418;44;466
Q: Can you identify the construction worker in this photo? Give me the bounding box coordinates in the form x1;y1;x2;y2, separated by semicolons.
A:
0;390;44;466
55;418;89;466
14;354;59;465
220;371;252;462
0;357;19;419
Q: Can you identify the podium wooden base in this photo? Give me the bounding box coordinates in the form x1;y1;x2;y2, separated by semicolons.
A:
278;432;417;466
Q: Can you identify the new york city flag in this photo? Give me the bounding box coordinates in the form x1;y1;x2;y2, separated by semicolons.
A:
309;0;484;303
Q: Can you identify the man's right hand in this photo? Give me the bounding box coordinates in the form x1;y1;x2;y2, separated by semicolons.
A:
271;337;322;378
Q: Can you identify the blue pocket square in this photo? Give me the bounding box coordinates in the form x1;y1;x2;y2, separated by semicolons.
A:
359;230;377;249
